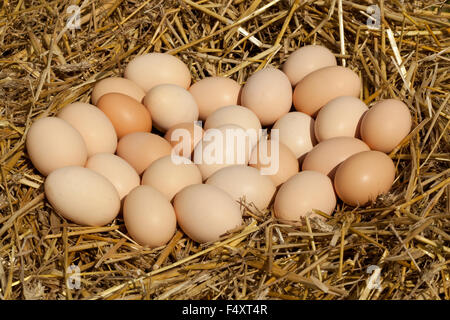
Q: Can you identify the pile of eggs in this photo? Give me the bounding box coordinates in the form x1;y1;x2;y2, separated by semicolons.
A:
26;45;412;248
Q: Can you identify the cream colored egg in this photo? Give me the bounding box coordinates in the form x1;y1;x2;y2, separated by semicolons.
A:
272;112;316;160
91;77;145;105
173;184;242;243
274;171;336;222
124;53;191;92
85;153;140;200
143;84;198;132
26;117;88;176
314;96;368;142
44;166;120;226
141;155;202;200
57;102;117;157
206;165;276;211
123;185;177;247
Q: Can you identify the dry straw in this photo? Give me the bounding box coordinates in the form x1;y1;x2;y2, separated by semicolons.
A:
0;0;449;300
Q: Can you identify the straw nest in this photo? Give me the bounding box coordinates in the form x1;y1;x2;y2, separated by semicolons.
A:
0;0;449;300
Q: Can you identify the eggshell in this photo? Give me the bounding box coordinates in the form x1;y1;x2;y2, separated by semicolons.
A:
124;53;191;92
206;165;276;211
143;84;198;132
204;105;261;145
173;184;242;243
282;45;337;86
26;117;87;176
91;77;145;105
272;112;316;160
274;171;336;222
85;153;140;200
188;77;241;120
314;96;368;142
97;92;152;139
141;155;202;200
293;66;361;116
249;139;299;186
193;124;251;180
360;99;412;153
164;122;204;158
123;185;177;247
116;132;173;175
57;102;117;157
240;67;292;126
334;151;395;206
302;137;370;178
44;166;120;226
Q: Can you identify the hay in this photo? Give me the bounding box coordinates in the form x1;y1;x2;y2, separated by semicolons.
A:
0;0;449;300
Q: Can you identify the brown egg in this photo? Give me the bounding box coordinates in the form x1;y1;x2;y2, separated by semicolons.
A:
274;171;336;222
173;184;242;243
249;139;299;187
116;132;172;175
241;67;292;126
193;124;251;180
293;66;361;116
85;153;140;200
45;166;120;226
141;155;202;201
204;105;261;146
124;53;191;92
314;96;368;142
302;137;370;178
188;76;241;120
57;102;117;157
91;77;145;105
123;185;177;247
97;92;152;138
272;112;316;160
282;45;337;86
26;117;87;176
206;165;276;211
334;151;395;206
360;99;412;153
143;84;199;132
164;122;204;158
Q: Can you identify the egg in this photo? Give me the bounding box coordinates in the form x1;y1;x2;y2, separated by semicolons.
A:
97;92;152;139
173;184;242;243
293;66;361;116
123;185;177;247
116;132;172;175
85;153;140;200
164;122;204;158
360;99;412;153
240;67;292;126
91;76;145;105
124;53;191;92
204;105;261;145
44;166;120;226
193;124;251;180
206;165;276;211
26;117;87;176
272;112;316;160
249;139;299;186
274;171;336;222
282;45;337;86
188;76;241;120
141;155;202;201
314;96;368;142
143;84;198;132
334;151;395;206
302;137;370;178
57;102;117;157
